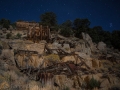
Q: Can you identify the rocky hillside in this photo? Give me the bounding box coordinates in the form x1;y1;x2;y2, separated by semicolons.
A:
0;32;120;90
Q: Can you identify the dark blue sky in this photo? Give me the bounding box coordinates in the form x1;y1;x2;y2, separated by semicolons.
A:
0;0;120;31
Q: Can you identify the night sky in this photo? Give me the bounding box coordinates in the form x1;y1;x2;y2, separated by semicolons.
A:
0;0;120;31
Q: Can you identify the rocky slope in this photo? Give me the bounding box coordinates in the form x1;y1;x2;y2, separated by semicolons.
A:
0;32;120;90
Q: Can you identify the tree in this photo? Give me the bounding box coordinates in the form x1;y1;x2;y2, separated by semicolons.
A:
0;18;11;29
73;18;90;38
73;18;90;29
87;26;104;43
40;12;57;27
111;30;120;50
60;20;73;37
62;20;72;27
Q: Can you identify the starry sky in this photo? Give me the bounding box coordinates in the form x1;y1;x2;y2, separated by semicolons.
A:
0;0;120;31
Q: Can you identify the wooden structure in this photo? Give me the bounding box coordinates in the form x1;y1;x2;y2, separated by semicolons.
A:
27;25;50;43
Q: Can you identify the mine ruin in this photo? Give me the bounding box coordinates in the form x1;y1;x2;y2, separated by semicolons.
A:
0;21;120;90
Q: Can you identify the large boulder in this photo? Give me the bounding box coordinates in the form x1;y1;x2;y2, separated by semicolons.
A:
26;43;45;54
82;32;96;52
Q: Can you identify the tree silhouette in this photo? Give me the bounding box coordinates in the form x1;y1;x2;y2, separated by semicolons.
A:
112;30;120;50
60;20;73;37
40;12;57;27
0;18;11;29
73;18;90;38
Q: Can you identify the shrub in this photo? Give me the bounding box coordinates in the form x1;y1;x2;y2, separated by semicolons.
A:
63;86;70;90
60;27;73;37
88;77;101;89
16;33;22;39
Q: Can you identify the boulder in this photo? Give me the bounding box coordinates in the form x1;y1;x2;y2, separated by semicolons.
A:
107;76;120;86
82;32;96;52
100;78;111;89
62;56;76;63
75;40;85;52
97;42;106;51
62;44;71;53
76;52;91;60
85;60;92;68
52;42;59;49
9;40;27;50
82;32;92;42
26;43;45;54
